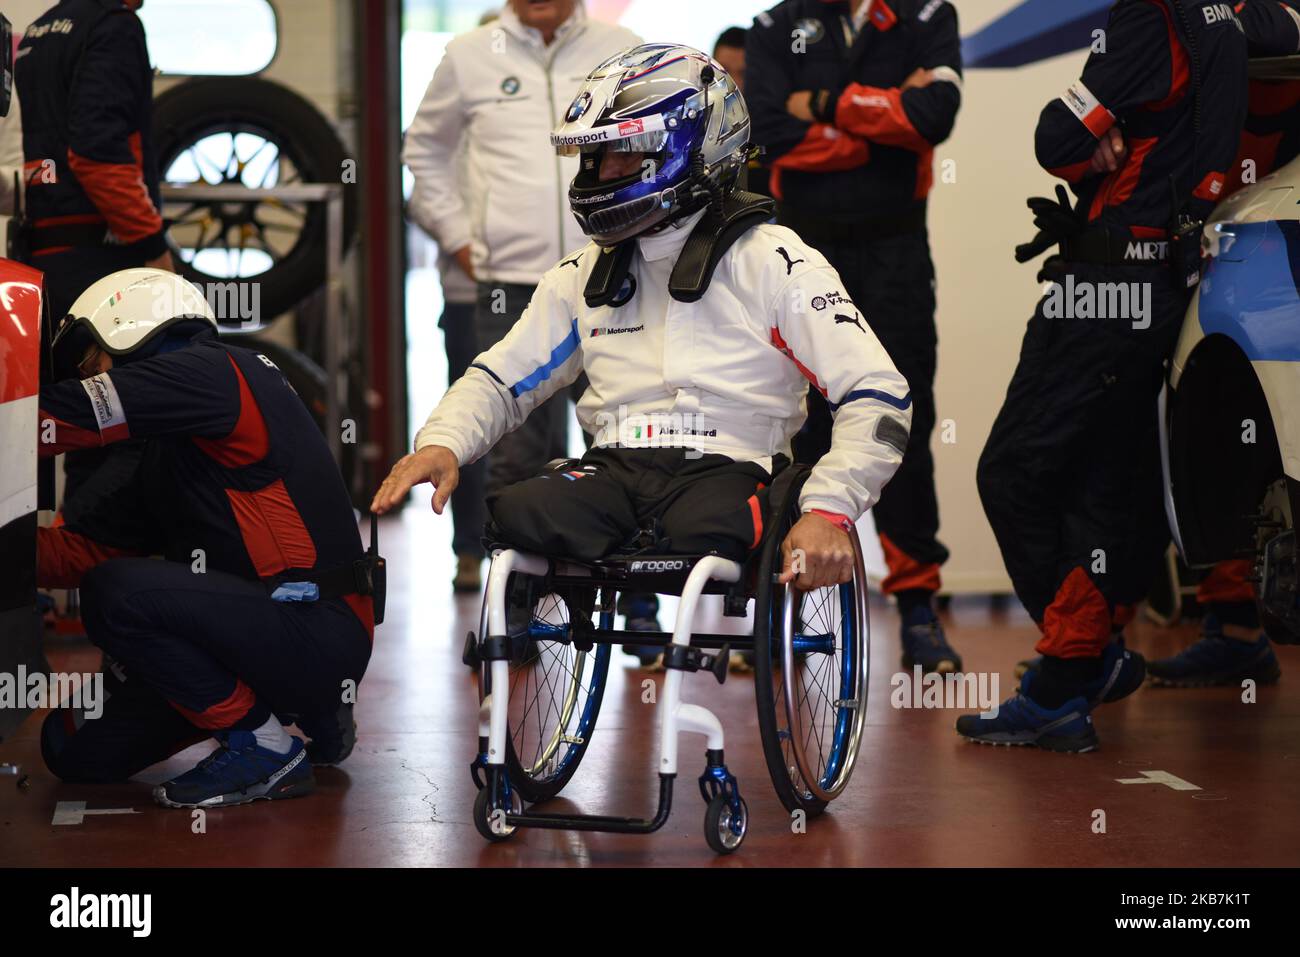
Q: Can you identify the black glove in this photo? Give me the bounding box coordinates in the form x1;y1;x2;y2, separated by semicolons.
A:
1014;185;1083;263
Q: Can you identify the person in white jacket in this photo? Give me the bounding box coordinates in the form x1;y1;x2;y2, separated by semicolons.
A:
375;43;912;603
401;0;640;502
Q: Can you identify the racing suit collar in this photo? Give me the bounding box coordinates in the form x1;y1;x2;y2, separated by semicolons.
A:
636;209;707;263
498;2;587;50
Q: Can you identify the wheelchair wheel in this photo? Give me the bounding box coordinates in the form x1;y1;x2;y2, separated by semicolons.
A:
704;793;748;855
478;577;610;804
752;468;870;817
473;778;523;843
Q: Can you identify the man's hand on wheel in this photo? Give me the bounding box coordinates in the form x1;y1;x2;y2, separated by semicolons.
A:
370;445;459;515
778;513;855;591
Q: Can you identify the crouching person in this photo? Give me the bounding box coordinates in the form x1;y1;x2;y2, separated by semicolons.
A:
37;269;378;807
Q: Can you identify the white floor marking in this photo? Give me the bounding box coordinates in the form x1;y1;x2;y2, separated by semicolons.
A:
51;801;142;825
1115;770;1201;791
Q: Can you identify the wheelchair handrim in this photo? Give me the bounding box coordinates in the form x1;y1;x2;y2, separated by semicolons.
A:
778;533;870;803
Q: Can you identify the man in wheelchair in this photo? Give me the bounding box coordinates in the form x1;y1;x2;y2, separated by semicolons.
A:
374;42;912;606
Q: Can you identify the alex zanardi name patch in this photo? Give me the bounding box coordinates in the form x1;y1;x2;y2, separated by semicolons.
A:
80;372;128;437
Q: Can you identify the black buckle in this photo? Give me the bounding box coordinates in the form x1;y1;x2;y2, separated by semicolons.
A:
662;643;730;683
479;634;512;661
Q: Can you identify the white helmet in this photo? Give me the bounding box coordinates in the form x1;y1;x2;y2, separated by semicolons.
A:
52;269;216;369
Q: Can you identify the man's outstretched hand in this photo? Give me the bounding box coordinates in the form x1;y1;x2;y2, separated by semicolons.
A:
779;513;855;591
370;445;460;515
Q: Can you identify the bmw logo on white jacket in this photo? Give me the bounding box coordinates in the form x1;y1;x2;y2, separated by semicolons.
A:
402;4;641;286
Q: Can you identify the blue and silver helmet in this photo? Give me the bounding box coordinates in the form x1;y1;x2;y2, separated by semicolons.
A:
550;43;751;246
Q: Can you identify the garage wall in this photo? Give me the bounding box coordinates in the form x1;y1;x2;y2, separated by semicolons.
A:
927;0;1084;593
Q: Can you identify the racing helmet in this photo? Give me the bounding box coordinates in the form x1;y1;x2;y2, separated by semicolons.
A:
551;43;752;246
51;268;216;377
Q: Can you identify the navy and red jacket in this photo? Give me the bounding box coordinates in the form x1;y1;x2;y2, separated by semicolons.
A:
36;329;374;637
1035;0;1248;239
15;0;166;259
745;0;962;221
1227;0;1300;194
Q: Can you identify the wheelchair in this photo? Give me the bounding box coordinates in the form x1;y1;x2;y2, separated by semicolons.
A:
465;461;871;854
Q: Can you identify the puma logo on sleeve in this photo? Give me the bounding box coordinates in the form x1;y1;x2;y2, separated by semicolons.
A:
834;312;866;333
776;246;805;274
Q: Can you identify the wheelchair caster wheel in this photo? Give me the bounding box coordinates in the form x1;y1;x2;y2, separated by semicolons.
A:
474;785;522;843
703;793;747;855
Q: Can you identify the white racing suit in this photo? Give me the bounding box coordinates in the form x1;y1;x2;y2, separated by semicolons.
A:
415;211;913;557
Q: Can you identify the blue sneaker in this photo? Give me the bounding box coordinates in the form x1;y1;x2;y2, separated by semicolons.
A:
1148;618;1280;688
619;593;663;668
153;732;314;808
900;606;962;674
956;684;1098;753
1021;636;1146;706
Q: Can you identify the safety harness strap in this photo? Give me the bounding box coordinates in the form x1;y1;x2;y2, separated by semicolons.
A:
582;191;776;308
668;190;776;303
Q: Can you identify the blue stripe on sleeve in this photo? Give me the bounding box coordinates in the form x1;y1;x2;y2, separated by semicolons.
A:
510;319;581;398
829;389;913;412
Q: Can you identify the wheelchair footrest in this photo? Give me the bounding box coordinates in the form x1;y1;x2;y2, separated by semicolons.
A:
504;774;675;835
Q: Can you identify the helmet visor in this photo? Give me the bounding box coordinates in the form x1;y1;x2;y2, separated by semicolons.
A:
555;129;669;157
552;112;670;157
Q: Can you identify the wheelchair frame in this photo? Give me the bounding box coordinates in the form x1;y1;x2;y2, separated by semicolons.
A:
467;464;871;854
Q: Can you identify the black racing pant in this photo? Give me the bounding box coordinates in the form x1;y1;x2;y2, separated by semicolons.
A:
977;262;1189;658
486;447;776;564
41;558;371;782
788;226;948;593
441;299;487;559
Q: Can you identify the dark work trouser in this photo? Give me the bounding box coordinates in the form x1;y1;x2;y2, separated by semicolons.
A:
441;299;486;558
33;244;150;321
476;281;588;494
41;558;371;782
789;227;949;594
486;447;774;564
977;262;1189;658
1196;561;1260;628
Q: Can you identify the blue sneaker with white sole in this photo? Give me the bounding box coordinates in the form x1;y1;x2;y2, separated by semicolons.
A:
153;731;314;808
1147;618;1280;687
956;681;1099;753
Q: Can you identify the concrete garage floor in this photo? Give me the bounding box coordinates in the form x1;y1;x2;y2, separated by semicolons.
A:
2;501;1299;868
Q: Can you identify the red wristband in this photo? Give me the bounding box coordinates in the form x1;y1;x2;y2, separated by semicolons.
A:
807;509;854;532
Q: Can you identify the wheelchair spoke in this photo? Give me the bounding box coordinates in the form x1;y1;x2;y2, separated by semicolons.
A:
500;589;605;783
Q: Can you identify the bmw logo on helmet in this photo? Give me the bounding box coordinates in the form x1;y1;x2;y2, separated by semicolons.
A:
566;91;592;122
794;18;825;44
500;76;521;95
